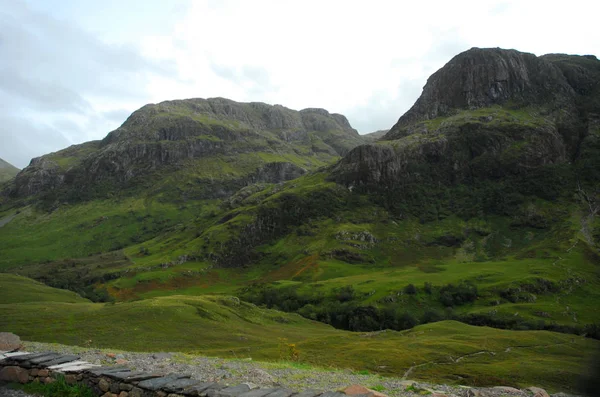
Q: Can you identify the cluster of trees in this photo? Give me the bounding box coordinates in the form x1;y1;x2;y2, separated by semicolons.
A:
240;281;600;340
240;281;478;332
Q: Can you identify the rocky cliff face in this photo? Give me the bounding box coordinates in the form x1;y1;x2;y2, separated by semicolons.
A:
8;98;365;199
388;48;577;136
332;48;599;189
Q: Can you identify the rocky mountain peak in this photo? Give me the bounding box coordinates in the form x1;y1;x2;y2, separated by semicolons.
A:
387;47;576;137
105;98;358;145
7;98;366;199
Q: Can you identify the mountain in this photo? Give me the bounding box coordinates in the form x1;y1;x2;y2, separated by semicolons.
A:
0;157;19;183
156;48;598;337
362;129;389;142
5;98;365;202
1;48;599;389
333;48;599;190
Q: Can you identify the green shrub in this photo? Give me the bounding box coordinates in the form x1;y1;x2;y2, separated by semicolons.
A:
17;374;95;397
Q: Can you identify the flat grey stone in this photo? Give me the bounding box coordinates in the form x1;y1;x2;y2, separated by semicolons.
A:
265;389;295;397
28;353;61;364
0;352;29;364
209;384;253;397
198;384;228;397
0;333;21;351
88;367;131;376
138;374;190;391
239;388;280;397
59;363;100;373
181;383;211;396
183;382;221;396
11;352;49;362
293;390;323;397
106;370;161;382
163;378;204;393
37;354;80;367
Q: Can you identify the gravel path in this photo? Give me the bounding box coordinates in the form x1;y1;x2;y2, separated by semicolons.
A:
18;341;576;397
0;386;37;397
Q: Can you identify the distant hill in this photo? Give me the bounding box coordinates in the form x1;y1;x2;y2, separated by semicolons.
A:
0;157;19;183
362;129;389;142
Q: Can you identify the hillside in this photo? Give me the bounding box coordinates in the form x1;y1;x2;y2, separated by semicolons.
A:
0;157;19;183
0;274;597;393
0;47;599;392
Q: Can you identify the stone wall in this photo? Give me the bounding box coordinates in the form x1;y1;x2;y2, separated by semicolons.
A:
0;351;344;397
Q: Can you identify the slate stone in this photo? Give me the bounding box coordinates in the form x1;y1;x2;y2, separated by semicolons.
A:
37;354;80;367
208;384;253;397
106;370;162;382
163;378;204;393
0;333;21;351
138;374;190;391
89;367;131;376
198;384;228;397
28;352;61;364
265;390;295;397
183;382;222;396
293;391;323;397
238;389;279;397
11;352;49;362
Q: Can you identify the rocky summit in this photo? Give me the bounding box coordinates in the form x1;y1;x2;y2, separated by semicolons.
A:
5;98;365;200
332;48;600;190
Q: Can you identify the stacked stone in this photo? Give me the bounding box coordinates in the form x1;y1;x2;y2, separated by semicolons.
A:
0;349;344;397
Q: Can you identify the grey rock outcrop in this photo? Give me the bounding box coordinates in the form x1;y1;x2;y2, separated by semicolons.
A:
7;98;365;200
387;47;576;138
333;48;599;188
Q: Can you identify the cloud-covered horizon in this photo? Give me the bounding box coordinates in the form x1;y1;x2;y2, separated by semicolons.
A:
1;0;599;168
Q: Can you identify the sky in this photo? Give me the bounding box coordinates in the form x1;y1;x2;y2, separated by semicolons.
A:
0;0;598;168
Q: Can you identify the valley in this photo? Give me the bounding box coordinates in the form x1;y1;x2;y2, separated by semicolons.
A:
1;48;599;394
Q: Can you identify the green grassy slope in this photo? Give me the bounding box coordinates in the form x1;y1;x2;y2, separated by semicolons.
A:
0;274;90;304
1;151;598;334
0;274;597;392
0;157;19;183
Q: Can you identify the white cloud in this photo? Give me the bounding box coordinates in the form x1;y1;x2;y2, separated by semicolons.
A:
1;0;599;168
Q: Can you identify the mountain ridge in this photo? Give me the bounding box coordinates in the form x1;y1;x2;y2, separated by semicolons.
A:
5;97;366;202
0;157;19;183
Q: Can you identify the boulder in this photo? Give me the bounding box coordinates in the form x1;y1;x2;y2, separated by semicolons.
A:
0;366;29;383
527;387;550;397
129;388;144;397
99;378;111;392
0;332;21;351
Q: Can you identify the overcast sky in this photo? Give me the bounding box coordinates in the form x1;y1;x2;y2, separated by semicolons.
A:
1;0;598;168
